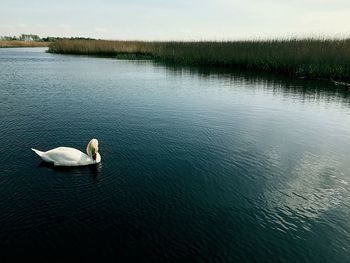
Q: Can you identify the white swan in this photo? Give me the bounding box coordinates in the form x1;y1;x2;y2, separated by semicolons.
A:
32;138;101;167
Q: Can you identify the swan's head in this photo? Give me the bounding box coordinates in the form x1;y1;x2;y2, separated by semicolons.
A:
86;138;100;162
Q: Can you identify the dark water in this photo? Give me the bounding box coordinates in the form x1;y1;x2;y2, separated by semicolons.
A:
1;48;350;262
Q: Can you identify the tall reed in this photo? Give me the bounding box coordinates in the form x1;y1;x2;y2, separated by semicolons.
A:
0;41;49;48
48;39;350;81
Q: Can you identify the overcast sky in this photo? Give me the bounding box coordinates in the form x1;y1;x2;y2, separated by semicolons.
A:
0;0;349;40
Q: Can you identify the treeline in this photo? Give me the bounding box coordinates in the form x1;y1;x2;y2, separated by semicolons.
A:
0;34;42;41
0;34;96;42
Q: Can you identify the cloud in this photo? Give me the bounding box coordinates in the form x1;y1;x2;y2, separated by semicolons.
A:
58;24;72;29
299;10;350;33
0;24;14;29
93;27;110;33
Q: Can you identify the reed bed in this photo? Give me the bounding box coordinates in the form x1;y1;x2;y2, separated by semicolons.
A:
48;39;350;81
0;41;49;48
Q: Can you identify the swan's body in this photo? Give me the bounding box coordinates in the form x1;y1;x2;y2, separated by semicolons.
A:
32;139;101;167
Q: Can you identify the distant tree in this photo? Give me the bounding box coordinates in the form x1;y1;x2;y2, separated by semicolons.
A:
19;34;41;41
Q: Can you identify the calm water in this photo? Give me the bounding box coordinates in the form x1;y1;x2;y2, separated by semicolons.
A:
1;48;350;262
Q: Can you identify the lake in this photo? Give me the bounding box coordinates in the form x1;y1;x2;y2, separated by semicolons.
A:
1;48;350;262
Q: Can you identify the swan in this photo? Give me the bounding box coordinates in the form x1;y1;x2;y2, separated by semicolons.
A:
31;138;101;167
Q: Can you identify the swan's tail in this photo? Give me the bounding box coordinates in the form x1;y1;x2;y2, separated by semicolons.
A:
31;148;44;157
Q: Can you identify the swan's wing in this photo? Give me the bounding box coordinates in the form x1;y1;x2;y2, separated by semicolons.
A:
45;147;87;166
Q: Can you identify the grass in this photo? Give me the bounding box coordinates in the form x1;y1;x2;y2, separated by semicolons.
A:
0;41;49;48
48;39;350;81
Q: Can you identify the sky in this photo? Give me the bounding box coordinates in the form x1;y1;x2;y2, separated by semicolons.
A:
0;0;349;40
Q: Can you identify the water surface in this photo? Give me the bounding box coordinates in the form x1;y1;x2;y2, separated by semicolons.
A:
1;48;350;262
